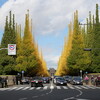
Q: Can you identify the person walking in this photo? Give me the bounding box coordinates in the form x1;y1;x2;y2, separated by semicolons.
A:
91;76;94;85
4;77;8;88
84;75;89;85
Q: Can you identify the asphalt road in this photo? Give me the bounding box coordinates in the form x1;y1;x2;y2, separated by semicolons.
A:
0;82;100;100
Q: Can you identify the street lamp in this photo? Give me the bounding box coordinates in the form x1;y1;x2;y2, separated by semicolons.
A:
22;71;24;79
80;70;82;79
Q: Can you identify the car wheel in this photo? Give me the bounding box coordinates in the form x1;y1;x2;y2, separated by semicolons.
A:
41;84;43;87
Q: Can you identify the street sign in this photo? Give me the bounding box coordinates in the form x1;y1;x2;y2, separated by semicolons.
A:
8;44;16;55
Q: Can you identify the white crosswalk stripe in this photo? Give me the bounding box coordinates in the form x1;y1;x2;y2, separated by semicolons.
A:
86;86;96;89
36;87;41;90
22;87;30;90
15;87;24;90
8;87;18;91
74;86;82;89
0;88;9;91
95;87;100;89
67;85;75;89
62;86;68;89
56;86;61;89
0;85;100;91
81;86;88;89
43;86;48;90
29;87;35;90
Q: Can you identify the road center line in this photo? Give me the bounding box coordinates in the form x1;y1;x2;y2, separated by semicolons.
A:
63;87;83;100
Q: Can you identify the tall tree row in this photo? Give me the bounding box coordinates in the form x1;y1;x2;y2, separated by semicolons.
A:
0;11;49;76
15;11;49;76
55;22;73;76
67;10;85;75
0;11;16;75
56;4;100;76
92;4;100;72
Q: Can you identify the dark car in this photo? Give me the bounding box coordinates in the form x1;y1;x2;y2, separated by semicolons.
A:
31;77;43;87
63;76;72;83
53;76;60;83
54;77;67;86
70;76;83;85
42;77;50;83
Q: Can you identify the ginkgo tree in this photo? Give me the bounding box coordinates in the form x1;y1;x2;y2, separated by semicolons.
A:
15;10;49;76
56;22;73;76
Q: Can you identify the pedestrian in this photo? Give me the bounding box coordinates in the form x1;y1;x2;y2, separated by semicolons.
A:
4;77;8;88
95;75;100;86
13;77;16;85
84;75;89;85
91;76;94;85
1;78;5;88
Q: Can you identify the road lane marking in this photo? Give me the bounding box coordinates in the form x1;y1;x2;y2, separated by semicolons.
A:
43;86;48;90
81;86;88;89
68;86;75;89
22;87;30;90
8;87;17;91
63;86;68;89
15;87;24;90
50;86;54;89
74;86;82;89
0;88;9;91
95;86;100;89
56;86;61;89
36;87;41;90
86;86;95;89
29;87;35;90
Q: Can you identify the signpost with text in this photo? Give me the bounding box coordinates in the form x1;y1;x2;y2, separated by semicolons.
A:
8;44;16;55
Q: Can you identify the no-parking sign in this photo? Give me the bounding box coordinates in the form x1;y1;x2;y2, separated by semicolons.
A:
8;44;16;55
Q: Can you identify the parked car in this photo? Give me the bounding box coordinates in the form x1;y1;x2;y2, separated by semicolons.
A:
42;77;50;83
54;77;67;85
21;78;30;84
31;77;43;87
70;76;83;85
63;75;72;83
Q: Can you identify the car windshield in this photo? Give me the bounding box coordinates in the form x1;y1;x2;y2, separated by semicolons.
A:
33;77;42;80
73;77;81;80
43;77;48;79
65;76;72;79
57;77;65;81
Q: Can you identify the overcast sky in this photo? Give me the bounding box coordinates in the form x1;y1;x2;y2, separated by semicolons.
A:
0;0;100;69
